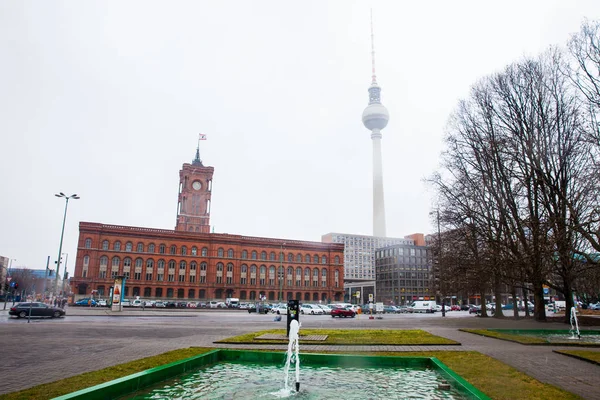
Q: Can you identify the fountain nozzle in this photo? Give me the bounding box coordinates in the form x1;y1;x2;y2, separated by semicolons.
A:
296;382;300;391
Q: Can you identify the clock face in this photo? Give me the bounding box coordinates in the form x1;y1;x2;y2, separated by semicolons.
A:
192;181;202;190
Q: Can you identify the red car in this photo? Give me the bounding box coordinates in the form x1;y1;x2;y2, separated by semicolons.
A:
331;306;356;318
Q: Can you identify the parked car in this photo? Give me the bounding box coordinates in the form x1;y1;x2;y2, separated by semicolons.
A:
450;305;461;311
330;306;356;318
154;301;166;308
122;299;132;307
383;305;398;314
588;302;600;310
300;304;323;315
9;302;66;318
98;299;108;307
460;304;470;311
395;305;409;313
131;299;143;307
187;302;197;308
75;298;97;307
248;304;271;314
317;304;332;314
468;305;481;314
272;305;289;315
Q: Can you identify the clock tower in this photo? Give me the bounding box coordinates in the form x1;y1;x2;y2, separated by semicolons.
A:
175;146;214;233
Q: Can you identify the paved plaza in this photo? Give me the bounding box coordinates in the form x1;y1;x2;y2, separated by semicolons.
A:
0;307;598;399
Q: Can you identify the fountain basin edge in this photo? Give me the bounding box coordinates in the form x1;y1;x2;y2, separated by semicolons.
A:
52;349;490;400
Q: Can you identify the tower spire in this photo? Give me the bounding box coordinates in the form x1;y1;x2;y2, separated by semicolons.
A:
192;138;203;166
370;8;377;86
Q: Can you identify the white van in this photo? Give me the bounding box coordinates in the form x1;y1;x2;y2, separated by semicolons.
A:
408;301;437;313
225;298;240;308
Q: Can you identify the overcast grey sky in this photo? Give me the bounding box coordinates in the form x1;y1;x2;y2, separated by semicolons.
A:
2;1;599;275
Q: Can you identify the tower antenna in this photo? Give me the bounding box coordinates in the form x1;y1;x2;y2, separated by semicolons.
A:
370;8;377;85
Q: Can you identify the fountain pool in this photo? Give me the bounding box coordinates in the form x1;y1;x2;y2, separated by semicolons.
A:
54;350;489;400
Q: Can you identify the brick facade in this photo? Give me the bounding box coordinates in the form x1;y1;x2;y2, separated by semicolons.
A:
71;222;345;303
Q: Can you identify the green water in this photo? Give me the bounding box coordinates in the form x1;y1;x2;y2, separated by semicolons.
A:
126;361;466;399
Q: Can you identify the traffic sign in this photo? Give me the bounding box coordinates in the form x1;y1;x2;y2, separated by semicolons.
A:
6;277;11;282
369;294;373;301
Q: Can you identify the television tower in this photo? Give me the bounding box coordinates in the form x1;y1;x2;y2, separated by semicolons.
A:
361;10;389;237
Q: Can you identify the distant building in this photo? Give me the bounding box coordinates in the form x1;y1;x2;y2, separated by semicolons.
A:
0;256;8;296
71;146;345;303
375;234;434;305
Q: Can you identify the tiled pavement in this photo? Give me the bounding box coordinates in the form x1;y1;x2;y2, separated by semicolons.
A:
0;308;598;399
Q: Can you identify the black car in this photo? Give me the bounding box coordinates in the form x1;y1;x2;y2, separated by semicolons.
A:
9;302;66;318
247;304;271;314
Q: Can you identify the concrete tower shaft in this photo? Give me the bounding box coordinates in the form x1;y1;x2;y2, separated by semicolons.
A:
361;10;388;237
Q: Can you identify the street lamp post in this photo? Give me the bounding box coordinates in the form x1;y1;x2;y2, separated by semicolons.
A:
53;193;79;300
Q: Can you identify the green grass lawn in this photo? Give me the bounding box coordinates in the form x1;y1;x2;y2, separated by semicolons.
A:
554;349;600;365
215;328;459;345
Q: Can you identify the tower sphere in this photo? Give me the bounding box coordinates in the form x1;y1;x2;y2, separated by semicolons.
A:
362;101;389;131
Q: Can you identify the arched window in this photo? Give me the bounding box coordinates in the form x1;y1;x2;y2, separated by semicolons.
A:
201;247;208;256
146;259;154;268
136;243;144;252
217;263;223;271
191;246;198;256
287;267;293;275
168;260;176;269
250;265;257;274
296;267;302;277
85;238;92;248
269;265;276;276
260;251;267;260
251;251;257;260
313;255;319;264
179;261;186;269
114;241;121;251
296;254;302;262
321;255;327;264
241;264;248;273
170;245;177;255
200;262;207;271
123;258;132;267
313;268;319;278
125;242;133;252
83;255;90;266
135;258;143;268
227;248;234;258
181;246;187;255
334;255;340;264
217;248;224;257
241;250;248;259
227;263;233;272
304;268;310;278
159;244;166;254
177;289;184;298
321;268;327;277
148;243;155;253
304;293;310;301
269;252;276;261
287;253;293;262
100;256;108;266
305;254;310;263
102;240;109;250
260;265;266;274
157;259;165;269
167;288;174;298
188;289;195;299
112;257;120;267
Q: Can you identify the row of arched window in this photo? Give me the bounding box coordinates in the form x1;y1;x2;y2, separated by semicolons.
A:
84;238;340;264
82;255;340;286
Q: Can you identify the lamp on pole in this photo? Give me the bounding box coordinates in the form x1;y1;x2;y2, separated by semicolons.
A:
53;193;79;299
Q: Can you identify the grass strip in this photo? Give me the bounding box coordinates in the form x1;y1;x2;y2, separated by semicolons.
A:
0;347;214;400
553;350;600;365
215;328;458;345
460;329;600;346
460;328;549;344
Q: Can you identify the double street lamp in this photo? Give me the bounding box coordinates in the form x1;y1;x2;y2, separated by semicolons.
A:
53;193;79;299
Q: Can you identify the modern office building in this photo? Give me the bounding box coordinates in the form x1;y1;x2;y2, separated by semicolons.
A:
374;235;434;305
71;146;345;303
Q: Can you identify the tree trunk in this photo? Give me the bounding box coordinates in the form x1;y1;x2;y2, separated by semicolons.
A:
511;286;519;319
493;274;504;318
